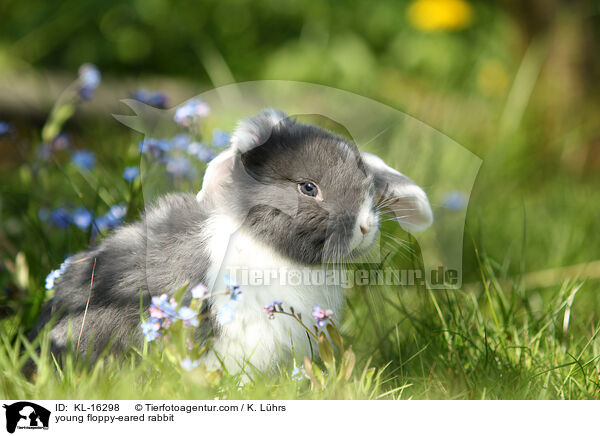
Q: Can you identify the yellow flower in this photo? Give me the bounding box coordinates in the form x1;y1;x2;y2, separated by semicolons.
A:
408;0;473;31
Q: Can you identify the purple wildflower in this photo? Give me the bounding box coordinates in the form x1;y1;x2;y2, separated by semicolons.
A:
51;132;72;151
264;301;283;320
191;283;208;300
174;98;210;127
149;294;178;329
312;305;334;327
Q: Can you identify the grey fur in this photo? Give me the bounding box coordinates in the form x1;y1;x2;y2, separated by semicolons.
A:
228;116;373;264
32;109;431;363
31;193;213;361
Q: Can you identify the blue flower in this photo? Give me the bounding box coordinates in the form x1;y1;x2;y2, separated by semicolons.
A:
180;357;200;371
264;301;283;319
150;294;178;323
92;204;127;234
130;88;168;109
51;208;72;228
59;257;73;275
141;294;184;341
217;302;236;325
139;138;171;161
94;215;110;233
171;134;191;150
191;283;208;299
174;98;210;127
224;275;242;301
211;129;230;148
44;257;72;290
165;156;192;179
230;288;242;301
441;191;468;211
312;305;333;327
0;121;14;137
178;306;199;327
71;150;96;171
78;64;101;100
72;207;93;230
123;166;140;182
45;269;61;290
187;142;216;163
105;204;127;227
141;318;162;342
291;365;308;381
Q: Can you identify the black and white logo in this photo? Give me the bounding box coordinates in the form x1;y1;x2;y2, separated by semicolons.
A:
2;402;50;434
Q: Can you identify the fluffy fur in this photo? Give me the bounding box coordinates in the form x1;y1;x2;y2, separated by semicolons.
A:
32;109;433;373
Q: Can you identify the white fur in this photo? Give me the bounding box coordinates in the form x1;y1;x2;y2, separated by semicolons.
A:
199;214;345;374
348;195;379;253
192;116;432;375
391;183;433;232
361;152;433;232
196;148;235;203
230;109;288;153
361;152;392;175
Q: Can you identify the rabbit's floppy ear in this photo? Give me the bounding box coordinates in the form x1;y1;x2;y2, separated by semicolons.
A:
362;152;433;232
230;109;293;153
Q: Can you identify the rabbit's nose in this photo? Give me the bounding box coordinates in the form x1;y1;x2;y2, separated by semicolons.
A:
360;224;369;235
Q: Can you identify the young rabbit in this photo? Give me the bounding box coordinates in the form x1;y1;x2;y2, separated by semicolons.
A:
32;109;433;374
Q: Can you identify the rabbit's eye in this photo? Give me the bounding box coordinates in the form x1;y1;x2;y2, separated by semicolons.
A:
298;181;319;198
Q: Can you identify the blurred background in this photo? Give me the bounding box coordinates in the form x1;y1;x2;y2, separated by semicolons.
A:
0;0;599;337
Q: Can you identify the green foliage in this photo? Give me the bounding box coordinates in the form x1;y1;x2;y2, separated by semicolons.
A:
1;0;600;400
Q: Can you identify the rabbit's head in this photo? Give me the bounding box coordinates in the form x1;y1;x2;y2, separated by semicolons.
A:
198;109;433;264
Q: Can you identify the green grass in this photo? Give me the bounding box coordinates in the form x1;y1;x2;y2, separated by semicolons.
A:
1;202;599;399
2;248;599;400
2;56;600;400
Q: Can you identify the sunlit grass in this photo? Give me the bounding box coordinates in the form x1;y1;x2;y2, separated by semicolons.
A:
2;232;599;400
1;53;600;399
